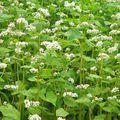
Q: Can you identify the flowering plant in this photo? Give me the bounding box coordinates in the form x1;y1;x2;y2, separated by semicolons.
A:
0;0;120;120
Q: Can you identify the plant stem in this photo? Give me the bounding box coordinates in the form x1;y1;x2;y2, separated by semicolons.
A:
0;69;5;78
80;42;83;84
89;108;92;120
99;60;103;94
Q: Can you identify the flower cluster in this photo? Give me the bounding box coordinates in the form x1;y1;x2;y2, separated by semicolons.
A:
4;84;18;90
63;92;78;98
15;41;28;54
111;87;119;93
41;41;62;50
57;117;66;120
30;68;38;73
24;99;40;108
68;77;74;83
76;84;89;89
92;97;103;102
16;17;28;27
64;1;82;12
0;63;7;69
64;53;75;60
28;114;41;120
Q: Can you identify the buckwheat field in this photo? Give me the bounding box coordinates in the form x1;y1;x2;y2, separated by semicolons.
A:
0;0;120;120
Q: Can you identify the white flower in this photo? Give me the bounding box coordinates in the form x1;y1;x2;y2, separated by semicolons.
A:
115;53;120;59
68;77;74;83
65;48;70;52
111;87;119;93
112;12;120;20
26;24;36;31
59;12;67;18
57;117;66;120
24;99;31;108
96;41;103;47
81;22;89;27
64;1;75;7
40;28;51;34
76;84;89;89
90;66;97;71
24;99;40;108
92;97;103;103
3;101;7;105
106;76;112;80
69;22;75;26
110;23;117;29
107;96;117;100
31;56;39;64
33;12;42;19
32;101;40;107
11;85;19;89
41;41;62;50
109;30;120;35
28;114;41;120
4;85;11;89
16;17;28;27
62;26;69;30
87;29;99;34
100;35;112;41
4;84;18;90
88;13;94;18
0;63;7;69
16;42;28;48
75;6;82;12
63;92;78;97
98;53;109;61
8;22;15;28
30;68;38;73
65;53;75;60
39;48;45;54
87;93;93;98
108;46;117;53
53;72;58;77
11;31;26;37
55;19;63;26
38;8;50;17
15;47;22;54
94;97;103;102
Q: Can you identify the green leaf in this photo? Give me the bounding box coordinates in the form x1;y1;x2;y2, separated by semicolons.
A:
85;40;95;48
0;14;13;23
28;76;37;82
0;77;4;82
41;69;52;79
0;47;10;54
89;74;101;79
46;91;57;106
64;97;77;107
103;105;120;113
0;104;20;120
76;97;91;105
67;28;81;40
56;108;69;117
83;55;96;62
93;115;106;120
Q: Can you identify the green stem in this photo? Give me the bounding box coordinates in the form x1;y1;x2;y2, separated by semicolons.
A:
89;108;92;120
80;42;83;84
99;60;103;94
0;69;5;78
0;91;10;103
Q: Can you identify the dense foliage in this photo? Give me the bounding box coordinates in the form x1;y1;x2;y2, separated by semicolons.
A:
0;0;120;120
